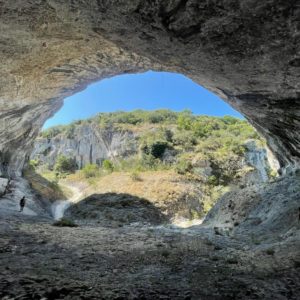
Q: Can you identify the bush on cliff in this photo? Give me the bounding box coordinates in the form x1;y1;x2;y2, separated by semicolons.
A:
54;155;77;173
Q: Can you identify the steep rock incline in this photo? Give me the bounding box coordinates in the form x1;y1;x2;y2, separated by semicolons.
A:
0;1;299;175
31;125;137;169
204;174;300;243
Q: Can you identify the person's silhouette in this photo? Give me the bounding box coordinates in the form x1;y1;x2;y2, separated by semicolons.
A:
19;196;26;212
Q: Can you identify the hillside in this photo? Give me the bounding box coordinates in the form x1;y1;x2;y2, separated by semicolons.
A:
27;110;278;222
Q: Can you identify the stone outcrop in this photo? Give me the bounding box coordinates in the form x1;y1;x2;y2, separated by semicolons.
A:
0;177;8;197
204;174;300;243
0;1;299;176
31;125;137;169
244;140;276;183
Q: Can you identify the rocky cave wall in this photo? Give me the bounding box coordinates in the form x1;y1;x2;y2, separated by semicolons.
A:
0;0;299;176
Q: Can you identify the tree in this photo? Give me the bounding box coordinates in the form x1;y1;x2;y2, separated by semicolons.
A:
177;110;193;130
141;141;170;159
82;164;99;178
54;155;77;173
102;159;114;172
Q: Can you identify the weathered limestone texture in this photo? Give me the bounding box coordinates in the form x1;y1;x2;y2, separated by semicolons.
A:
31;125;137;169
0;1;299;175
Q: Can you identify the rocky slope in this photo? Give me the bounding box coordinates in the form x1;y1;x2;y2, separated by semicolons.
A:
31;124;137;169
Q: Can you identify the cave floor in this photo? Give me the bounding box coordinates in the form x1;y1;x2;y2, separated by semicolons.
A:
0;214;299;300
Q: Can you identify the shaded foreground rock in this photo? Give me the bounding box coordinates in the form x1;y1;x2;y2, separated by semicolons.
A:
0;211;299;299
0;175;299;299
204;174;300;243
65;193;168;227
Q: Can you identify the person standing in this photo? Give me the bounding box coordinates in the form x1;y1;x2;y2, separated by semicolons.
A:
19;196;26;212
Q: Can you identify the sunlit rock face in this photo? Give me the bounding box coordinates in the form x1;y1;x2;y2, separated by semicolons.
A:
31;125;137;169
0;0;299;175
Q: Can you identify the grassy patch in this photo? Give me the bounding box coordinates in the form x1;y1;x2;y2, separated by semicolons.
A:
130;171;142;181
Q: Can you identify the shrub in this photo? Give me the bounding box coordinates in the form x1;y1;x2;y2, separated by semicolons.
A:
82;164;100;178
141;141;170;159
176;158;193;175
232;144;246;156
173;130;197;148
222;115;239;125
65;124;75;139
54;155;77;173
102;159;114;172
140;154;158;169
130;171;142;181
177;110;193;130
190;209;201;220
52;218;78;227
41;126;64;139
28;159;39;170
150;141;169;159
207;175;219;186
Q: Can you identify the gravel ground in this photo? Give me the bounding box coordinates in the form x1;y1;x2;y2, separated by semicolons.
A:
0;212;299;300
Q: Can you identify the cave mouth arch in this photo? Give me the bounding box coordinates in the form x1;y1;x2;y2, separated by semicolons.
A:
28;70;278;223
0;1;299;177
0;3;299;295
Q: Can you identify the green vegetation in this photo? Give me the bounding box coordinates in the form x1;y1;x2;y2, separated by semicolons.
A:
130;171;142;181
28;159;39;169
175;157;193;175
23;167;70;202
54;155;77;173
39;111;265;183
37;110;268;216
102;159;114;172
82;164;100;178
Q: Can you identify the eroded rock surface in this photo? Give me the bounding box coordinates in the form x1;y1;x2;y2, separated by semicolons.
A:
31;125;137;169
0;0;299;175
204;174;300;243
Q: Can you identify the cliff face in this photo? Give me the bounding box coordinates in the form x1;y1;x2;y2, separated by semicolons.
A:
31;118;275;190
0;1;299;176
31;125;137;169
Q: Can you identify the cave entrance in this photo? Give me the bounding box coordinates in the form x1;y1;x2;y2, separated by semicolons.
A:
27;71;277;226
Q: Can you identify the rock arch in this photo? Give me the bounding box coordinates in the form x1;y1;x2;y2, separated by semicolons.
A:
0;0;299;175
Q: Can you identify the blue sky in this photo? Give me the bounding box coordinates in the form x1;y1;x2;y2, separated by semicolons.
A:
44;71;242;129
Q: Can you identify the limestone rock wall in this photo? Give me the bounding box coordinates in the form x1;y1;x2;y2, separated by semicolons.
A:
0;1;299;175
31;125;137;169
